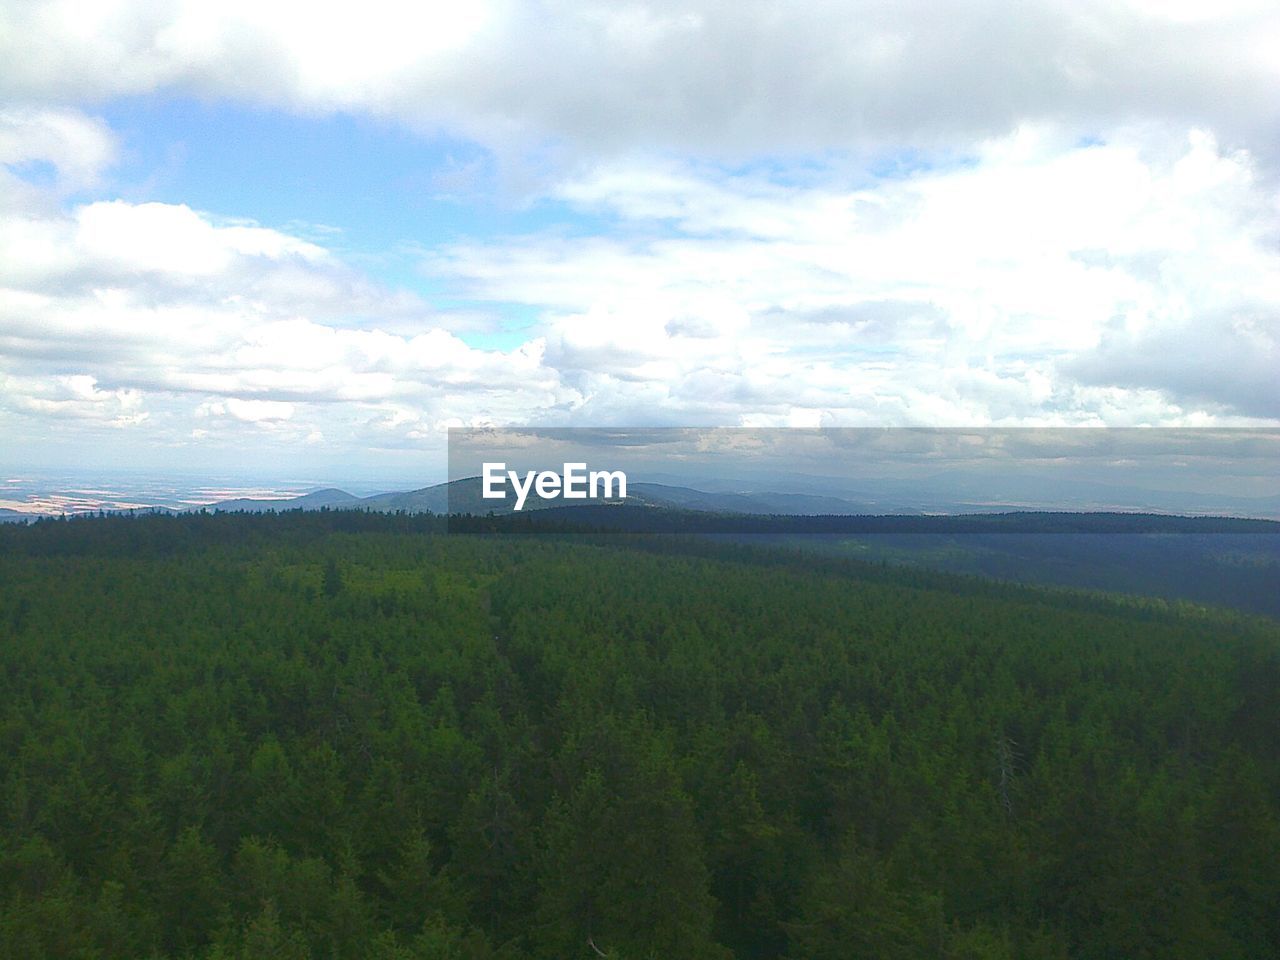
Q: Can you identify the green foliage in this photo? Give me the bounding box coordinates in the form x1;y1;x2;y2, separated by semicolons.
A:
0;512;1276;958
323;556;345;598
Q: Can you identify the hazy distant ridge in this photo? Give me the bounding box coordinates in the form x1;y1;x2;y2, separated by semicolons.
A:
186;474;1280;521
189;477;912;518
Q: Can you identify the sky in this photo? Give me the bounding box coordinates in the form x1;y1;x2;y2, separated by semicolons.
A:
1;0;1278;485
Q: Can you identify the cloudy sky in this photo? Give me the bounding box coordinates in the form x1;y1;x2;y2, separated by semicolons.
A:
1;0;1278;483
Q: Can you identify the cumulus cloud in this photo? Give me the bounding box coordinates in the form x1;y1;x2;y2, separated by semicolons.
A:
1;0;1277;160
2;373;146;426
0;106;116;192
1064;307;1280;418
198;397;295;424
0;106;118;226
1;9;1277;474
2;108;1275;470
427;126;1280;425
0;241;566;425
0;114;576;459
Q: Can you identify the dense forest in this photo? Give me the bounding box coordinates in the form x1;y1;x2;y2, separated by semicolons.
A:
1;512;1277;958
445;505;1280;618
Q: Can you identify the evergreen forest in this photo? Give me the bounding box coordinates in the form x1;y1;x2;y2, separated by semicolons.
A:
1;511;1277;959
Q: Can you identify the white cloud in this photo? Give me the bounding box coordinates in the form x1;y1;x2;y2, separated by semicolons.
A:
1;1;1277;161
0;121;577;456
427;126;1280;424
74;201;328;274
2;373;147;426
1;61;1277;477
0;106;116;193
199;397;295;424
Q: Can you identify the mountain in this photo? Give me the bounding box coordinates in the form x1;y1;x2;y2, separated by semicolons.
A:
627;482;917;515
355;484;451;514
196;479;514;516
0;508;32;523
195;487;361;513
639;470;1280;519
195;478;911;517
192;475;1280;523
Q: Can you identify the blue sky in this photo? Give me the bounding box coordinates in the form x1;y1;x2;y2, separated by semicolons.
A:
1;0;1278;485
99;96;610;347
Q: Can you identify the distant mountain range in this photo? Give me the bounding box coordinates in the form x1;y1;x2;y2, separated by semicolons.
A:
185;474;1280;521
181;477;920;518
191;488;366;513
3;474;1276;524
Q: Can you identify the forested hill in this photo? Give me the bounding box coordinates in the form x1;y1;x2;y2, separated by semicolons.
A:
443;508;1280;618
1;512;1277;959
